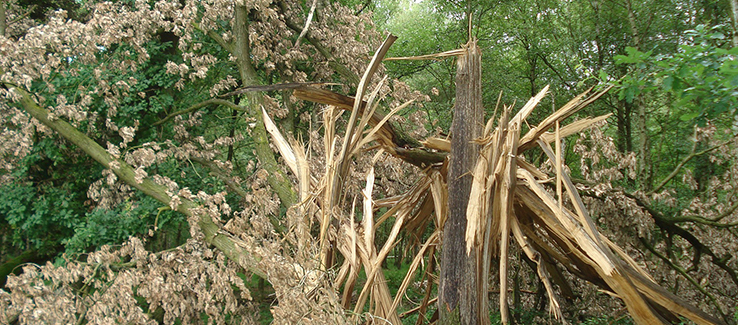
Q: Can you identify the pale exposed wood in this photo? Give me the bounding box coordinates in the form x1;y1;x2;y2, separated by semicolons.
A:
320;34;398;270
363;167;375;260
399;297;439;318
510;216;562;319
517;86;612;152
421;137;451;152
510;85;549;125
539;114;612;144
353;99;415;155
497;114;519;325
293;85;447;168
267;63;727;322
390;231;440;314
262;106;298;176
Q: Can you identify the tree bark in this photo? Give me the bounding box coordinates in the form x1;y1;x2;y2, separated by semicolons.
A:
730;0;738;47
615;99;633;153
232;4;297;209
439;39;483;325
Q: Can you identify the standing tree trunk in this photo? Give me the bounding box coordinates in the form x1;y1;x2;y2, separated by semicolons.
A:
730;0;738;47
439;39;483;325
625;0;652;190
615;99;633;153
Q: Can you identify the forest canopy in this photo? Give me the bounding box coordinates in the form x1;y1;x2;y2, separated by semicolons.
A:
1;0;738;324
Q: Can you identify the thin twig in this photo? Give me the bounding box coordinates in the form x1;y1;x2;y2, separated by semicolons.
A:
648;131;738;195
7;5;36;26
294;0;318;48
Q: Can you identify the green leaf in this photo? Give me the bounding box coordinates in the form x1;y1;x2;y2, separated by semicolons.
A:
619;85;639;103
662;75;674;91
680;112;700;121
598;70;609;82
720;59;738;74
708;32;725;40
614;47;645;64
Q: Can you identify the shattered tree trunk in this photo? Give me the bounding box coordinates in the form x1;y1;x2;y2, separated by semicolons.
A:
439;39;484;325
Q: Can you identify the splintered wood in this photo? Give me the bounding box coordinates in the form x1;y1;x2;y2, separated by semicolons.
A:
457;84;722;324
262;34;724;325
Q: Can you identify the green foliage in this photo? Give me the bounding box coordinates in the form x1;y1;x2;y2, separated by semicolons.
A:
0;148;188;255
0;137;97;252
239;273;274;324
0;35;246;257
0;179;82;251
615;25;738;124
382;0;461;131
63;195;181;253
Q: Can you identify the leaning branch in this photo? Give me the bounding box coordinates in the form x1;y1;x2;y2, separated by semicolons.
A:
192;20;234;53
216;4;298;210
614;189;738;289
7;84;266;279
666;202;738;227
293;0;318;48
6;4;36;30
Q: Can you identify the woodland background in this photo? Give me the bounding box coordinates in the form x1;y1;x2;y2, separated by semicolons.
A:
1;0;738;324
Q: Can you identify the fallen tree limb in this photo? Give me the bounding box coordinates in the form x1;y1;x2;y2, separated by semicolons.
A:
7;84;267;279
